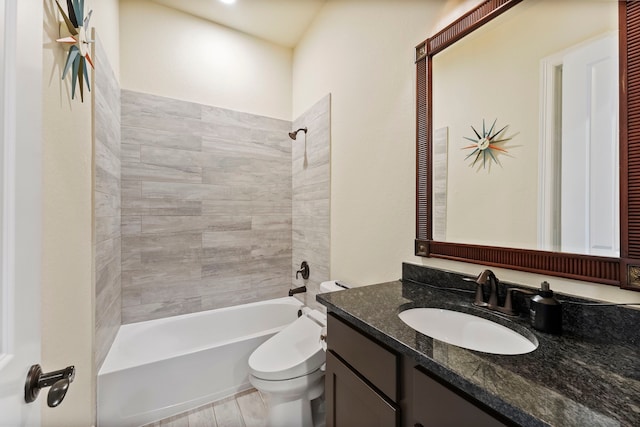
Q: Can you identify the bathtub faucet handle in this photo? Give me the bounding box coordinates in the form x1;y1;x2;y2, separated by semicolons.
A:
296;261;310;280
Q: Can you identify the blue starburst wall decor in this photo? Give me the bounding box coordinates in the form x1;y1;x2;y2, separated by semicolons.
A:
462;119;512;169
55;0;94;102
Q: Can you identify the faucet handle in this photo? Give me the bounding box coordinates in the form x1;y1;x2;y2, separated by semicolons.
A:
296;261;310;280
500;287;537;316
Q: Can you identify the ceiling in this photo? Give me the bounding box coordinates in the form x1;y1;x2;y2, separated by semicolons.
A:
147;0;327;48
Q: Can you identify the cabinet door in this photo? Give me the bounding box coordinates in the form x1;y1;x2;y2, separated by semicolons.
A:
326;351;399;427
413;367;511;427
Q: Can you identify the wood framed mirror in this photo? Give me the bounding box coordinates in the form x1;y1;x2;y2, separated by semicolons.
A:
415;0;640;291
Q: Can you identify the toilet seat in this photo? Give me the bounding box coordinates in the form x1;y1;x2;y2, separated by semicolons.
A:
249;313;325;381
250;367;325;399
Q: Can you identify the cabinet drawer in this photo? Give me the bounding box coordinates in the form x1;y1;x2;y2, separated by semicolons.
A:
327;313;398;401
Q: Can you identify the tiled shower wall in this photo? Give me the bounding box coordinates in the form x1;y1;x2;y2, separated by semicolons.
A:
120;91;293;323
292;95;331;310
94;33;122;370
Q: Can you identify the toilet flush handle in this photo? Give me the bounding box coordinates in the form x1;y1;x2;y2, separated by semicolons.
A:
319;326;327;343
320;327;328;352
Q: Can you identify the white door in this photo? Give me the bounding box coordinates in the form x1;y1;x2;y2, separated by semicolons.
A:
0;0;43;425
561;33;619;257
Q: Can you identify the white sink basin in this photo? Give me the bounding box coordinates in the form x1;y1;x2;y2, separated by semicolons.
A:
398;308;538;355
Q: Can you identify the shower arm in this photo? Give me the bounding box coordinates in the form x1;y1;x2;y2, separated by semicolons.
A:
288;127;307;140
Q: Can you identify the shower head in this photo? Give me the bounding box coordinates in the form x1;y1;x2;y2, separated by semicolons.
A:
288;127;307;140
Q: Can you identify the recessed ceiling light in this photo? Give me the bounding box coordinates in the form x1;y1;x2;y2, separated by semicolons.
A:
219;0;236;4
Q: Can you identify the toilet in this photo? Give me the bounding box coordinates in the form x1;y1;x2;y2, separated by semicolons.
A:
248;281;346;427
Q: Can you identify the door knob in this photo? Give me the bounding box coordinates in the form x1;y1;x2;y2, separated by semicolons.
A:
24;364;75;407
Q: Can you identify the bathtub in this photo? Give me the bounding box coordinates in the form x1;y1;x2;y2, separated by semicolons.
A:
97;297;304;427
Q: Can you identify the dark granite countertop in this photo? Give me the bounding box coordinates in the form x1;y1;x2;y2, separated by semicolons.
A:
317;266;640;427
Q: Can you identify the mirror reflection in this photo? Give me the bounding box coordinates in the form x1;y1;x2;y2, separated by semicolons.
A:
431;0;619;257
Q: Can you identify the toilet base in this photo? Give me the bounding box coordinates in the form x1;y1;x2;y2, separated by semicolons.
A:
250;369;325;427
311;393;326;427
267;394;323;427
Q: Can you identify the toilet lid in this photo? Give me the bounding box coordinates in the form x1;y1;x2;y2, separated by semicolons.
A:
249;315;325;381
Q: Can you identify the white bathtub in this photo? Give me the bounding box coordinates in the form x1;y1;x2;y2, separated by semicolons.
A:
97;297;304;427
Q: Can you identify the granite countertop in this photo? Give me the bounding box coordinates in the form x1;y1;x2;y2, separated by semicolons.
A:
317;275;640;427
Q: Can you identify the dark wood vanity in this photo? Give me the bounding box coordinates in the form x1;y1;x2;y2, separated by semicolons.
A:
318;264;640;427
325;313;513;427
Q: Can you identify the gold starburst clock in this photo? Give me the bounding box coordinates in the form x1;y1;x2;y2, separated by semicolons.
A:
55;0;94;102
463;119;511;169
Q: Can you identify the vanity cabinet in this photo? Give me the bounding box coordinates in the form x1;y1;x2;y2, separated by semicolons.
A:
325;313;400;427
325;313;516;427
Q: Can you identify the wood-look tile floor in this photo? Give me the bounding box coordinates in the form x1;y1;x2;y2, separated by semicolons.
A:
142;389;268;427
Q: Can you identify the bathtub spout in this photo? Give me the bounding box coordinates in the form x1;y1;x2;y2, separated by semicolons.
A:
288;286;307;297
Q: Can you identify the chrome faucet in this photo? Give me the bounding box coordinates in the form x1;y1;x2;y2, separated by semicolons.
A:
466;269;536;316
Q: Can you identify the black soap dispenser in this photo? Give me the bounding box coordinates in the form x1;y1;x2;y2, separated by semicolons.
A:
530;281;562;334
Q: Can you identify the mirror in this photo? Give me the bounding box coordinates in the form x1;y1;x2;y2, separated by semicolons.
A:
415;0;640;290
431;0;619;257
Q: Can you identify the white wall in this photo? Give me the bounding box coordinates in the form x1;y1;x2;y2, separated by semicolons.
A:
42;1;120;425
119;0;292;121
293;0;447;286
94;0;120;81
